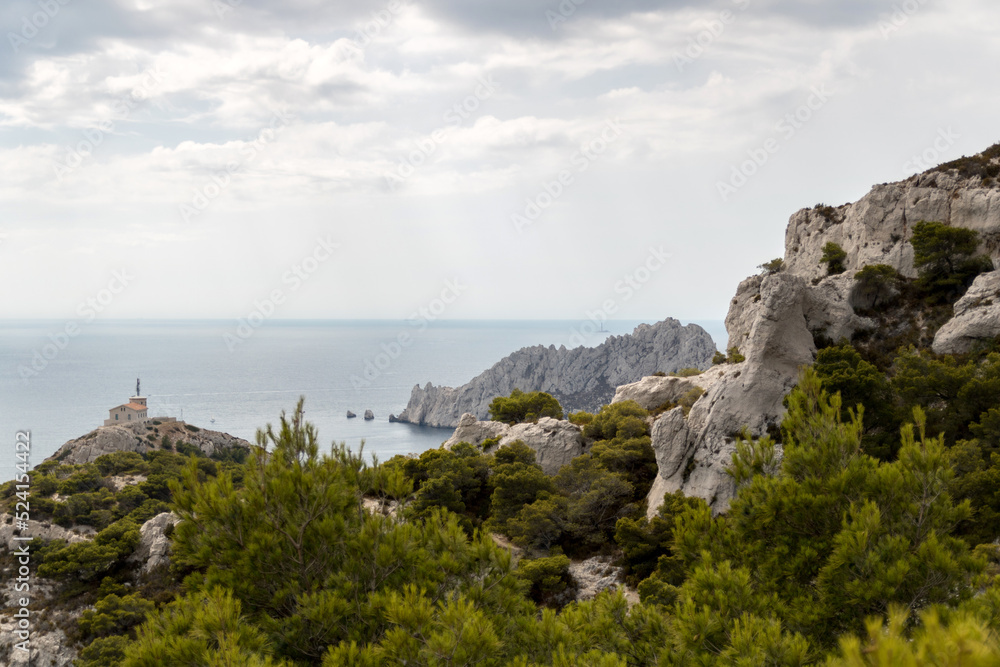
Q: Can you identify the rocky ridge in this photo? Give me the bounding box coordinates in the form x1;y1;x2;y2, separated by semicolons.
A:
48;420;252;466
637;161;1000;516
395;319;717;429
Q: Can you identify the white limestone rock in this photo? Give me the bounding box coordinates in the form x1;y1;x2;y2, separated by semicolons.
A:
611;372;720;411
646;273;815;516
933;270;1000;354
0;514;95;551
48;421;252;466
129;512;179;574
444;414;585;476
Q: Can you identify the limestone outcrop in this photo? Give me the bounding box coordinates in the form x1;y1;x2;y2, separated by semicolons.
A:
396;319;717;429
444;414;586;475
129;512;179;574
783;171;1000;283
933;270;1000;354
48;420;252;466
611;373;721;411
642;157;1000;517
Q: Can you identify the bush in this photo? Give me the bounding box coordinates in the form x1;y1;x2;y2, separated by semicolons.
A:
912;220;993;301
77;593;156;640
852;264;901;311
583;402;649;442
758;258;784;275
37;519;141;581
184;424;200;433
95;452;149;477
175;442;203;458
488;389;564;424
673;368;703;377
517;555;573;607
568;412;594;426
712;351;727;365
820;242;848;275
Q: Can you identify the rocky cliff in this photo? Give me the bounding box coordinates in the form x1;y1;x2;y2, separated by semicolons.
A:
49;420;252;466
395;318;717;428
638;149;1000;517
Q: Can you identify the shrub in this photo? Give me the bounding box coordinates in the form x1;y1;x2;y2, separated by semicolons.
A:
488;389;564;424
678;387;705;416
912;220;993;300
852;264;901;311
672;368;703;377
820;242;848;275
184;424;200;433
517;555;573;607
77;593;156;640
758;258;784;275
727;347;746;364
567;412;594;426
95;452;149;477
583;402;649;441
712;351;727;365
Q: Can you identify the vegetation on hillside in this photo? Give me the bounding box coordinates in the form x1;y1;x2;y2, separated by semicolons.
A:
3;218;1000;665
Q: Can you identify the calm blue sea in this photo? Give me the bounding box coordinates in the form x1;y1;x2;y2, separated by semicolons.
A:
0;319;725;481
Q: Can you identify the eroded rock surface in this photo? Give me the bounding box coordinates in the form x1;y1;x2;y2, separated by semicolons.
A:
48;421;251;466
444;414;586;476
933;270;1000;354
396;319;717;429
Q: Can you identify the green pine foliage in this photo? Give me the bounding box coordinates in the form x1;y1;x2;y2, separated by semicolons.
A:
488;389;564;424
821;242;848;275
911;220;993;300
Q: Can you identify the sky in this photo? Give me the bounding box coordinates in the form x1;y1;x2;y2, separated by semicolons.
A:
1;0;998;323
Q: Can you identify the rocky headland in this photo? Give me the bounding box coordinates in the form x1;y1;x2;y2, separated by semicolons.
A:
394;318;717;429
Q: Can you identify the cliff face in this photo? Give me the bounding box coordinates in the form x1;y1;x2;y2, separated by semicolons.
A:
395;318;717;428
641;158;1000;516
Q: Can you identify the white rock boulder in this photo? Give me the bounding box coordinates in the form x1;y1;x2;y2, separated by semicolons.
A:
933;270;1000;354
444;414;586;476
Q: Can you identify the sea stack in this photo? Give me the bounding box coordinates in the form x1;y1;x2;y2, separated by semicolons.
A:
346;411;357;419
364;410;374;420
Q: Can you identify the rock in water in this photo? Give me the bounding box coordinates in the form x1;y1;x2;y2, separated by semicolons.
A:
364;409;375;420
395;318;717;429
347;410;357;418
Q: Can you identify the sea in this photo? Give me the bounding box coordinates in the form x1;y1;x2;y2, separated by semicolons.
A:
0;319;726;481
